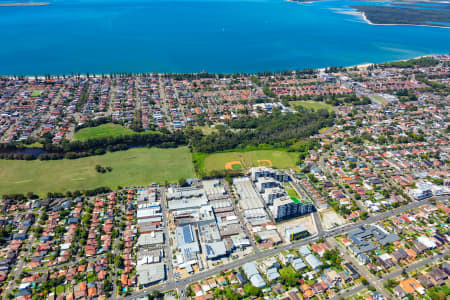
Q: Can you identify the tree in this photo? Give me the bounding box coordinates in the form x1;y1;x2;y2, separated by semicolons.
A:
27;192;39;199
254;234;261;243
360;276;369;286
402;268;407;277
150;290;162;299
243;283;261;297
178;178;188;187
114;255;124;268
384;278;398;289
279;267;301;287
360;212;369;220
225;173;232;186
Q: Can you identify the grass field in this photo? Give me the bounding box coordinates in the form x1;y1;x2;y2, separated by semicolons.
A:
0;147;194;195
372;95;388;104
30;90;42;97
202;150;298;174
291;100;334;112
23;142;43;148
318;127;330;134
74;123;160;141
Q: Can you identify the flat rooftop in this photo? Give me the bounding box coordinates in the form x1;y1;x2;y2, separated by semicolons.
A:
233;177;264;210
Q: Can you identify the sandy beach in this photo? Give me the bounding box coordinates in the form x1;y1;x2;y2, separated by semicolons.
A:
0;2;49;7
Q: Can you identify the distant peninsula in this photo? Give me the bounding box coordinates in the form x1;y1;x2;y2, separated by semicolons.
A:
0;2;49;6
287;0;323;3
288;0;450;28
288;0;320;2
351;5;450;28
289;0;450;3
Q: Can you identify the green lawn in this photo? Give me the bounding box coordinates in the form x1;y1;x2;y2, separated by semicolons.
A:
285;187;300;199
0;147;194;195
74;123;160;141
30;90;42;97
202;150;298;174
318;127;330;134
194;125;218;135
55;285;69;294
372;95;388;104
291;100;334;112
23;142;43;148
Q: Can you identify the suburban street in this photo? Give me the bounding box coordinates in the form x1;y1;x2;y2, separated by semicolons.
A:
329;238;390;299
160;188;175;283
330;248;450;300
290;178;324;236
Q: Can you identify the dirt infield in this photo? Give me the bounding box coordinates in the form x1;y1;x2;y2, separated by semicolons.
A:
225;160;244;170
257;159;272;167
225;159;273;170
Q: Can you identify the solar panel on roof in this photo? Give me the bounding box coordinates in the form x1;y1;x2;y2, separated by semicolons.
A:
183;225;194;243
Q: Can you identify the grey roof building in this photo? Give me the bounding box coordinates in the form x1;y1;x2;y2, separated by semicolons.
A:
204;241;227;260
292;258;307;271
137;232;164;247
348;225;399;252
176;225;200;262
298;245;311;257
266;268;280;281
305;253;322;269
136;263;166;287
242;262;266;288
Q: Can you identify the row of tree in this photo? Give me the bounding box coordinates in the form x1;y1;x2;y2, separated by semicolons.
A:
0;131;187;161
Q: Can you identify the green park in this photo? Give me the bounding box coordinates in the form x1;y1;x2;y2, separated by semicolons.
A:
0;147;195;196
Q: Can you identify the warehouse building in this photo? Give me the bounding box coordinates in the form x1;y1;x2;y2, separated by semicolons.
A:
137;263;166;287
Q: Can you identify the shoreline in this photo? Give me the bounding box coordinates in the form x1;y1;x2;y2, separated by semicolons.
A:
358;10;450;29
0;54;445;79
0;2;49;6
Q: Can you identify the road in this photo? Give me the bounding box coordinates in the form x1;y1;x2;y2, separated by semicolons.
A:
160;187;175;283
379;249;450;283
3;214;40;300
329;284;366;300
122;198;432;300
290;179;324;236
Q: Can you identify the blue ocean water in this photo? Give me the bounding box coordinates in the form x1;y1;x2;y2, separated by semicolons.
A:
0;0;449;74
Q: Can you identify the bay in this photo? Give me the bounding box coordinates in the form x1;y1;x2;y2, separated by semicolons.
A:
0;0;449;74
